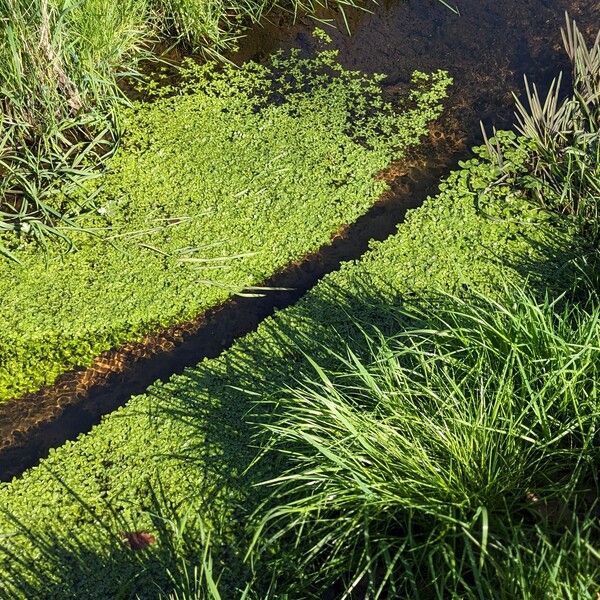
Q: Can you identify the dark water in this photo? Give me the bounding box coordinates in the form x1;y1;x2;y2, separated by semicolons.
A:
234;0;598;144
0;0;597;481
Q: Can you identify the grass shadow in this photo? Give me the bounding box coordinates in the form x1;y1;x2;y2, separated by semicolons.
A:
143;213;591;595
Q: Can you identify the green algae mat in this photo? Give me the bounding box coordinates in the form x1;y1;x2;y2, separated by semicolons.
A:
0;39;450;403
0;135;578;597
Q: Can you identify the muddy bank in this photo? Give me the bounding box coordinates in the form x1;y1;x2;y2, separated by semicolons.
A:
1;0;598;480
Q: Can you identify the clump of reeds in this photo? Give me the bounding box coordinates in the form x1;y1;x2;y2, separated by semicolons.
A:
252;286;600;597
0;0;149;257
484;14;600;242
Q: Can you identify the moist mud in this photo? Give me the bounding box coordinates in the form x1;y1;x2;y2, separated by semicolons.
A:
1;0;597;481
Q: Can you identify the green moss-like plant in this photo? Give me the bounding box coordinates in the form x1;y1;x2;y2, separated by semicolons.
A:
0;39;450;402
0;133;580;598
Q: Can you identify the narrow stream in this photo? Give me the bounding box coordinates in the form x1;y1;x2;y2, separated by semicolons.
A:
0;0;597;481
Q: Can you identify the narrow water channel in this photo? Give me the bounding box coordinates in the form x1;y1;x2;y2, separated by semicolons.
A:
0;0;597;481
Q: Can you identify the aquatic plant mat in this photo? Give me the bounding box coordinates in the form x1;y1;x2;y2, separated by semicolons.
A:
0;139;454;481
2;0;595;476
0;39;450;404
0;134;583;597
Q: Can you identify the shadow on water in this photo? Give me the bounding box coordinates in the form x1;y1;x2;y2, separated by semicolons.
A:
139;225;585;597
0;138;454;482
0;0;598;481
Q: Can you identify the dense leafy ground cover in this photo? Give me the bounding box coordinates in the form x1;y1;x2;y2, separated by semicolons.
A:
0;132;588;598
1;0;379;243
0;45;450;401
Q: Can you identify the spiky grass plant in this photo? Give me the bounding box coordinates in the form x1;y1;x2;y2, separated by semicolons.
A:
484;15;599;241
0;0;150;257
252;287;600;598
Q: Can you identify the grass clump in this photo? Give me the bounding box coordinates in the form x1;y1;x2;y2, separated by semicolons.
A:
252;286;600;598
241;17;600;597
0;39;450;401
0;0;150;256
